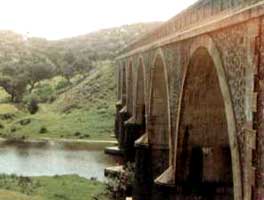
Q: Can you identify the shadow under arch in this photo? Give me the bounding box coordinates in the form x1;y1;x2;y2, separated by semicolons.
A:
134;56;146;127
126;60;134;116
121;61;127;106
148;49;171;178
174;35;242;200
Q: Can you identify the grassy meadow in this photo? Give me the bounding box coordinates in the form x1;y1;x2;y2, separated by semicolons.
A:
0;61;116;141
0;174;109;200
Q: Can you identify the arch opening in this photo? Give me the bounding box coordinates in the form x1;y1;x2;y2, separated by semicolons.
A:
149;54;170;178
135;58;146;128
127;61;134;115
121;62;127;106
175;47;233;199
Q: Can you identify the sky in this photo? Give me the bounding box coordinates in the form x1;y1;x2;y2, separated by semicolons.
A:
0;0;198;40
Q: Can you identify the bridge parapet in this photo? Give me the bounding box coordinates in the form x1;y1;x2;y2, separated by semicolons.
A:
120;0;264;55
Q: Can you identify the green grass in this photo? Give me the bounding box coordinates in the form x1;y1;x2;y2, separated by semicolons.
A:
0;103;114;140
0;103;18;114
0;190;39;200
0;174;109;200
0;61;116;141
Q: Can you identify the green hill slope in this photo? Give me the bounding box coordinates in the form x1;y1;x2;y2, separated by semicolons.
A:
54;61;116;112
0;22;161;141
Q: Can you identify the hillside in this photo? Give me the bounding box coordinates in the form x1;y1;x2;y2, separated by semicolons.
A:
52;22;161;59
27;22;162;64
54;61;115;112
0;22;161;141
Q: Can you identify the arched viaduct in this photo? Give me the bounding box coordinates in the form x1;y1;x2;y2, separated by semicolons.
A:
114;0;264;199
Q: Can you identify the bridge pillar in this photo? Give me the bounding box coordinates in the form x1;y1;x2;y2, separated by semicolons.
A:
133;134;152;200
123;118;145;162
118;106;130;150
115;101;123;140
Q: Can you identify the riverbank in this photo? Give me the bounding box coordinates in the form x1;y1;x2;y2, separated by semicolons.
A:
0;174;109;200
0;136;118;151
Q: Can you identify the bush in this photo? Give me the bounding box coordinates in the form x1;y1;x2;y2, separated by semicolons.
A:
27;98;39;114
10;126;17;132
106;162;135;199
55;79;70;91
33;83;54;103
48;95;56;103
19;119;31;126
0;123;4;129
39;126;48;134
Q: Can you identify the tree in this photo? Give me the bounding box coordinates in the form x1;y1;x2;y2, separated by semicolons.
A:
0;74;28;102
61;62;75;83
27;63;55;93
74;57;94;78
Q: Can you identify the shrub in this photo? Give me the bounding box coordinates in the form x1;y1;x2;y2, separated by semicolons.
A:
27;98;39;114
0;123;4;129
74;132;81;137
10;126;17;132
106;162;135;199
55;79;70;91
33;83;54;103
39;126;48;134
19;119;31;126
0;113;16;120
48;95;56;103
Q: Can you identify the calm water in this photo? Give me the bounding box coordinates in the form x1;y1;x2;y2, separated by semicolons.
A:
0;142;119;181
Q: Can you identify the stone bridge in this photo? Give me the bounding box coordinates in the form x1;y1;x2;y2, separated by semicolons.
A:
114;0;264;199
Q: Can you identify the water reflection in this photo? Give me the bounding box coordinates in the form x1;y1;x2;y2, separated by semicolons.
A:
0;142;119;181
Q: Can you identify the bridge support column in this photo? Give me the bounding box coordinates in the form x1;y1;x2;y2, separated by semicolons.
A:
124;118;145;162
133;134;152;200
150;147;170;200
115;101;123;140
118;107;130;151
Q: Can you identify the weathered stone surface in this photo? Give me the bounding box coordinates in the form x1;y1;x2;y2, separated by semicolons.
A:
112;1;264;200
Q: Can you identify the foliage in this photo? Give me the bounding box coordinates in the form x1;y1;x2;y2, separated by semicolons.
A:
0;74;28;102
107;163;135;199
27;97;39;114
54;79;70;91
0;31;55;102
0;22;161;140
27;63;55;93
32;84;54;103
0;23;160;103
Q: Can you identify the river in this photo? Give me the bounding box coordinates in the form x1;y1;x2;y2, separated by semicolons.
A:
0;141;119;181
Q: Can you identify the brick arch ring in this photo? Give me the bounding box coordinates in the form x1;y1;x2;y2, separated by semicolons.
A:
132;56;147;120
148;49;172;160
174;34;243;200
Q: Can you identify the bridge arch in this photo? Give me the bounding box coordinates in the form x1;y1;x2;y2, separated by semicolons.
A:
134;56;146;125
121;61;127;106
148;49;171;177
174;35;242;200
127;60;134;115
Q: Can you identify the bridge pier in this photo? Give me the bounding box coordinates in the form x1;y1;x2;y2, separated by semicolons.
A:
123;118;145;162
114;101;123;140
133;136;152;200
118;106;130;151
